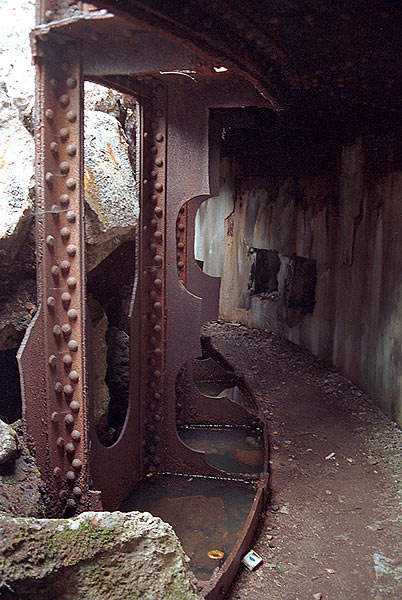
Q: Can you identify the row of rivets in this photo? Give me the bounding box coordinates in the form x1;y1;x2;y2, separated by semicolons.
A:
142;84;166;474
176;205;187;281
43;52;84;512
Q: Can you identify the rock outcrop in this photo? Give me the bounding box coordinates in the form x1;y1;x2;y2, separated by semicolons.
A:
0;510;202;600
0;419;18;465
0;420;46;517
0;0;139;351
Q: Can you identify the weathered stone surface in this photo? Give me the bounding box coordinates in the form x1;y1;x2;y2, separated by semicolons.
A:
0;279;36;350
0;421;46;517
87;295;113;444
0;0;139;349
84;111;139;270
0;510;202;600
0;0;35;243
105;326;130;443
0;419;18;464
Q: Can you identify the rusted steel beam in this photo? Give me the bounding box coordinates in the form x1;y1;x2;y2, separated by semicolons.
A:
22;16;270;600
18;36;99;515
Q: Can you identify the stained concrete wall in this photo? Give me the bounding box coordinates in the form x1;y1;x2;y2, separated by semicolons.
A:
201;140;402;427
194;158;235;277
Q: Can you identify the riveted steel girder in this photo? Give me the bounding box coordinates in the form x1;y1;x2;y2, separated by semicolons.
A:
22;3;270;596
18;38;102;515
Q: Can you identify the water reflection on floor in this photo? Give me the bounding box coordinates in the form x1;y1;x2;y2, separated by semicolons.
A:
179;427;264;474
121;475;256;580
196;380;256;411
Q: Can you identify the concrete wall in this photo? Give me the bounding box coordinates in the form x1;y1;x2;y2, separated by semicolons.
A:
199;140;402;427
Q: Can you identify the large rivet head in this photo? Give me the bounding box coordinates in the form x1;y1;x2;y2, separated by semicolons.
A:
51;411;59;423
69;370;79;383
62;323;72;335
66;144;77;157
66;498;76;509
67;277;77;289
70;400;80;412
53;466;62;478
72;458;82;469
56;436;64;448
66;110;77;123
66;77;77;89
59;128;70;141
51;265;60;277
63;354;73;367
60;260;70;273
67;308;78;320
46;235;55;249
59;94;70;108
73;486;82;497
68;339;78;352
61;292;71;305
60;194;70;206
60;161;70;175
155;183;163;193
64;384;73;396
65;442;75;453
155;133;164;142
66;211;76;223
53;324;62;337
45;109;54;121
47;296;56;308
66;178;76;190
71;429;81;442
64;413;74;425
60;227;70;240
66;470;76;482
154;255;162;265
45;172;54;187
67;244;77;257
48;354;57;368
50;141;59;154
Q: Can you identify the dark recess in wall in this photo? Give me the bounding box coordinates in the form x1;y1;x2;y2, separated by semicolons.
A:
250;249;280;295
0;349;22;424
87;240;135;444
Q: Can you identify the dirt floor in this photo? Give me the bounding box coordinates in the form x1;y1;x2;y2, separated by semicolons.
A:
203;322;402;600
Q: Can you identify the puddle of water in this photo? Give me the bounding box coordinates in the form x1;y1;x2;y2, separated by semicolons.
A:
196;380;256;411
121;475;256;581
179;427;264;474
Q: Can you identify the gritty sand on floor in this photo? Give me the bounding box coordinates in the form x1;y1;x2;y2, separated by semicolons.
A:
204;322;402;600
